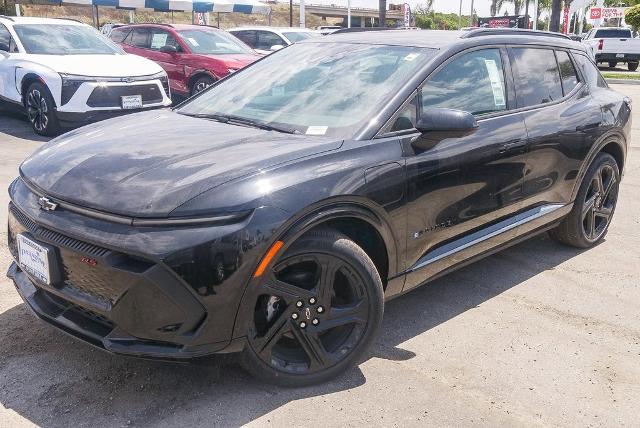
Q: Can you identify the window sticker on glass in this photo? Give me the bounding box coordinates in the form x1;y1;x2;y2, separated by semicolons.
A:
404;53;419;61
187;37;200;47
306;126;328;135
484;59;506;107
151;33;168;49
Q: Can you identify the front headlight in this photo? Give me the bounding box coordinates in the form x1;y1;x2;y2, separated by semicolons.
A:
59;73;97;105
152;71;170;97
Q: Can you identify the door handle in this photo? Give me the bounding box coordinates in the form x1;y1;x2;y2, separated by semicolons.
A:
499;139;527;154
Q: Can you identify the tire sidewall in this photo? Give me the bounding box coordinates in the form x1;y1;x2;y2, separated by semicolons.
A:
241;232;384;387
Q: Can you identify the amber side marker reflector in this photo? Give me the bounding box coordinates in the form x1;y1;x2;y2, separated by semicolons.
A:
254;240;284;278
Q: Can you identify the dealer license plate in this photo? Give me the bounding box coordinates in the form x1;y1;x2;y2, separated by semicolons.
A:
616;53;625;58
17;234;51;285
121;95;143;109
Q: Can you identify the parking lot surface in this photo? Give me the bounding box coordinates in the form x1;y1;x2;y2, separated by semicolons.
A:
1;85;639;427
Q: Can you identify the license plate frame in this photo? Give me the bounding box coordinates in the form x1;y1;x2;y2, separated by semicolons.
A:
17;234;53;285
121;94;143;109
616;53;625;58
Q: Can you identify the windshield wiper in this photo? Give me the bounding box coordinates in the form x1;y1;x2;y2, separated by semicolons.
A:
178;112;299;134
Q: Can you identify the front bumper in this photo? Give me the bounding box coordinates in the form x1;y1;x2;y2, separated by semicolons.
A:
5;179;286;359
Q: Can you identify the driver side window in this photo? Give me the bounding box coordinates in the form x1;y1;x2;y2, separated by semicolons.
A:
421;48;507;116
0;24;17;53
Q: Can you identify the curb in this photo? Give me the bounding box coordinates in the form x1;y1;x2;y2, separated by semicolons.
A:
606;78;640;85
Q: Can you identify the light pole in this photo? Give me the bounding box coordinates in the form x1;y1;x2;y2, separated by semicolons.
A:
458;0;463;29
348;0;351;28
470;0;474;26
300;0;305;28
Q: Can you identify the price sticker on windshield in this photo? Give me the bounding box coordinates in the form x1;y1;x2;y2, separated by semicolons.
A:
306;126;328;135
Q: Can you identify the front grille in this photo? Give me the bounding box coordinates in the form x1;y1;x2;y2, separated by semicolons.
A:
86;84;163;108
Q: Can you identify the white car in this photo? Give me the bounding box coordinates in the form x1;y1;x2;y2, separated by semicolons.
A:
582;27;640;71
228;27;319;55
0;16;171;136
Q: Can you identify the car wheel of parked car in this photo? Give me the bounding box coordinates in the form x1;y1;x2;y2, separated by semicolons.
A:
549;153;619;248
608;61;618;68
25;82;61;137
191;76;215;96
628;61;639;72
241;229;384;386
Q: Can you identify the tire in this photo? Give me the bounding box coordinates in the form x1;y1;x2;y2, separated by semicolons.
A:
549;153;620;248
608;61;618;68
25;82;61;137
241;229;384;387
190;75;215;96
628;61;639;71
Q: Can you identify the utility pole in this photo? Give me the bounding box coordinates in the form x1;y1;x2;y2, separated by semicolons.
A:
458;0;463;29
348;0;351;28
300;0;305;28
470;0;475;26
289;0;293;27
533;0;538;29
379;0;386;27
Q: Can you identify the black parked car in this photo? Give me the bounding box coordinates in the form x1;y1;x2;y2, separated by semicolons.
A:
7;29;630;386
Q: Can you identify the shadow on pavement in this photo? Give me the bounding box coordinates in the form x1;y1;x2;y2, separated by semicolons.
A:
0;234;587;427
0;109;49;142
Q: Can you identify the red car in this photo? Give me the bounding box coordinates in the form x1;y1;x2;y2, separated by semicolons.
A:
110;24;261;97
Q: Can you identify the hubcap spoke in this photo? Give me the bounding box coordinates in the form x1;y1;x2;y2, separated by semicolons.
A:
262;272;315;304
316;257;340;304
582;194;597;218
319;301;367;331
291;327;332;370
253;316;292;359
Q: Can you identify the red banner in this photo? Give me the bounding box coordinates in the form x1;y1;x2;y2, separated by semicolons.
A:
562;7;569;34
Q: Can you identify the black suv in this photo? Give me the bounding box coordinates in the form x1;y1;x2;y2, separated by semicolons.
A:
7;29;630;386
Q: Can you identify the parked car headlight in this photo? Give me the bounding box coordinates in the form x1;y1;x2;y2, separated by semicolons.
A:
59;73;97;106
152;71;170;97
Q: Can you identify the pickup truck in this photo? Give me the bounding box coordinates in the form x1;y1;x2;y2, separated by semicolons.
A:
582;27;640;71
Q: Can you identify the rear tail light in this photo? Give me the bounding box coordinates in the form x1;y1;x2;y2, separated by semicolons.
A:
597;39;604;50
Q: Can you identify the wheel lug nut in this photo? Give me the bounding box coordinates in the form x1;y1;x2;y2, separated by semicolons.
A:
309;297;316;305
312;318;319;325
291;313;298;320
317;306;324;313
299;321;307;328
296;300;303;308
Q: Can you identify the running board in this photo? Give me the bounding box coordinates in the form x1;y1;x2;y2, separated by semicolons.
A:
407;204;566;273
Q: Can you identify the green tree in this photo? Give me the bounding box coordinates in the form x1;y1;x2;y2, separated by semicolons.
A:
625;4;640;29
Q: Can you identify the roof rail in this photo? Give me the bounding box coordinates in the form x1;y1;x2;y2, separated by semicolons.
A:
331;27;393;34
0;15;15;21
461;28;571;40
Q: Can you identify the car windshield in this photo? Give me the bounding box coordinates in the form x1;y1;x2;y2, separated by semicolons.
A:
178;29;254;54
595;29;632;38
282;31;317;42
14;24;122;55
177;43;434;138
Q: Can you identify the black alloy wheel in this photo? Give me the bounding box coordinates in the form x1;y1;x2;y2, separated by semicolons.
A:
241;230;383;386
25;82;61;137
549;153;620;248
191;76;215;96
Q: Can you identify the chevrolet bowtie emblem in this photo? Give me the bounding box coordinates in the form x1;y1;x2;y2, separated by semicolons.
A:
38;196;58;211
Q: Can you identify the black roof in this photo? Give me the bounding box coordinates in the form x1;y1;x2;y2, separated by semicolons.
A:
303;28;586;51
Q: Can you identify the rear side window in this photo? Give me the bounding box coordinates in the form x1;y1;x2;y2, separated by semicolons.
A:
573;53;607;88
511;47;562;107
231;30;255;47
421;48;507;115
109;27;129;43
556;50;579;94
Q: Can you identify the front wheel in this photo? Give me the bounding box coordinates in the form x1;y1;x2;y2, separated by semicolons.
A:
25;82;61;137
190;76;215;96
549;153;620;248
241;229;384;386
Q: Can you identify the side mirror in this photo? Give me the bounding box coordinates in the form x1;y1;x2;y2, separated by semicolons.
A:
159;45;178;54
412;108;478;150
270;44;284;52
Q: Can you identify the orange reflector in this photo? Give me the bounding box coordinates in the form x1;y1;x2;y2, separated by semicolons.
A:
253;240;284;278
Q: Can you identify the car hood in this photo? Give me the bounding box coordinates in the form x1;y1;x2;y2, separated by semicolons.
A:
20;110;342;217
25;53;163;77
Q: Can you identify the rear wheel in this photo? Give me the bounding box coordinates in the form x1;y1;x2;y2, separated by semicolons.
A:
241;229;383;386
25;82;61;137
628;61;639;71
549;153;619;248
190;75;215;96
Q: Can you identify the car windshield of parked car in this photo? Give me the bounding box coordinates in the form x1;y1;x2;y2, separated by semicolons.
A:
178;29;254;54
177;43;434;138
282;31;317;42
594;29;632;38
14;24;122;55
